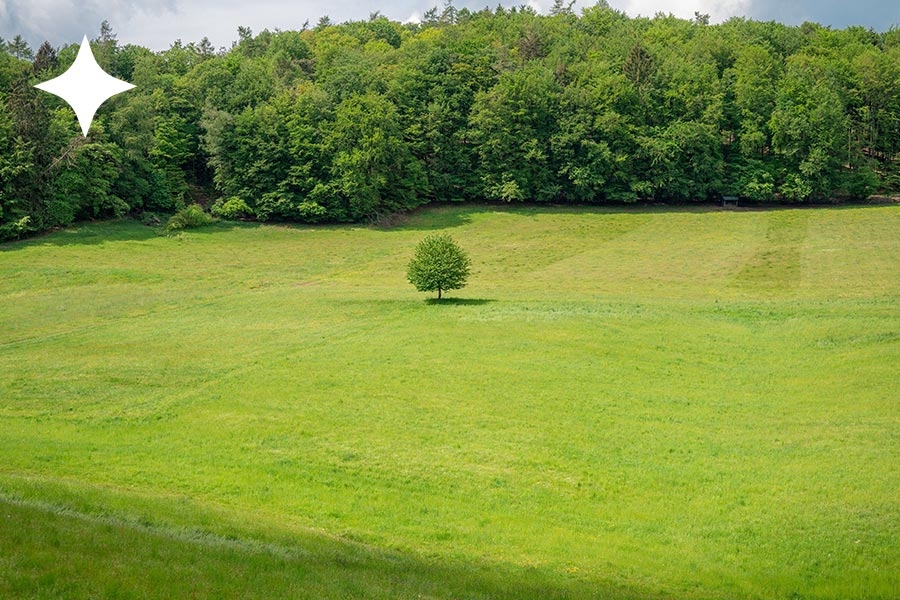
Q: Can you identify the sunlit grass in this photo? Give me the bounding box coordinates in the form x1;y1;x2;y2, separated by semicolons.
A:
1;205;899;598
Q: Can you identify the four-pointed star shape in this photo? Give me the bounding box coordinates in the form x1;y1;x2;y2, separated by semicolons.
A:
35;35;135;137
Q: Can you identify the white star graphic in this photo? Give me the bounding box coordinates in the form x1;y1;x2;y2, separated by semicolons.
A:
34;36;136;137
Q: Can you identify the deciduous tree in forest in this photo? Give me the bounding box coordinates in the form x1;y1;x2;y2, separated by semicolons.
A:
6;8;900;240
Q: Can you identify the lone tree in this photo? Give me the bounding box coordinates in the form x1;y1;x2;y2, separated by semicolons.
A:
407;233;471;300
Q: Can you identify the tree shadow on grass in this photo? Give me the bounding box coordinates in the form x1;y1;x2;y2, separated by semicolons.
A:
432;200;900;219
0;220;159;251
379;204;474;231
424;297;495;306
0;220;272;251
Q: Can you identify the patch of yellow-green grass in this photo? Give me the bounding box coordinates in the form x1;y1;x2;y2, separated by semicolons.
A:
1;206;899;599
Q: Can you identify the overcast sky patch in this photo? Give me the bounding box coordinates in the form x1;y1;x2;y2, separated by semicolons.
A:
2;0;899;51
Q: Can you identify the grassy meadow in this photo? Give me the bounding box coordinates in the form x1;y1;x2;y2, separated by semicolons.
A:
1;205;899;598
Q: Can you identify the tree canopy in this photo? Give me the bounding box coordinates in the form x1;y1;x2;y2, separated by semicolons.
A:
4;7;900;240
407;233;471;300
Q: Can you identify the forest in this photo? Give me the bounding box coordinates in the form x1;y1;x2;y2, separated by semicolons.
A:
3;1;900;239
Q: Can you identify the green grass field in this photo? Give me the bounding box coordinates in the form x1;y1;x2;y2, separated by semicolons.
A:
1;205;899;599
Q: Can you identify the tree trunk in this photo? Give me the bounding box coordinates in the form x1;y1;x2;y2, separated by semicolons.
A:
437;287;442;300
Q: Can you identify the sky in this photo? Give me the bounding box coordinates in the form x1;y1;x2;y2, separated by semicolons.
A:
2;0;900;52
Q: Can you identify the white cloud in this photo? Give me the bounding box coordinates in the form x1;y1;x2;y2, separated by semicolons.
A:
1;0;177;48
611;0;752;23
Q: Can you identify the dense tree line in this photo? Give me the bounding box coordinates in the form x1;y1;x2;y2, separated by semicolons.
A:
3;3;900;239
